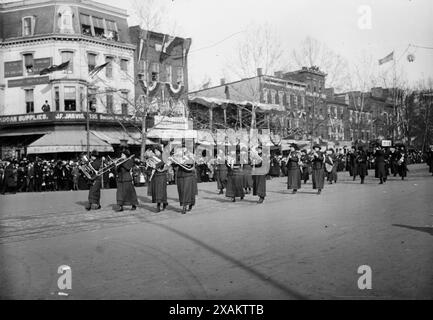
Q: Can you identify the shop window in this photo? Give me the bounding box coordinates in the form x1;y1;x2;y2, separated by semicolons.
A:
25;89;34;113
64;86;76;111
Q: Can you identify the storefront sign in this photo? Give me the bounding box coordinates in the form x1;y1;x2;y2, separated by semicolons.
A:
153;116;190;130
8;76;50;88
33;58;52;74
4;60;23;78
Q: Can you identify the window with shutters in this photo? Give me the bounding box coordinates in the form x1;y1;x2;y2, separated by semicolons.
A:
64;87;76;111
25;89;34;113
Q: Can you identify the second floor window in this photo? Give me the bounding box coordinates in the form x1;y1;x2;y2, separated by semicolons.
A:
88;53;97;72
120;59;128;73
151;63;160;82
121;92;128;115
165;65;172;83
25;89;34;113
106;93;113;113
64;87;76;111
105;57;113;78
61;51;74;73
23;53;34;74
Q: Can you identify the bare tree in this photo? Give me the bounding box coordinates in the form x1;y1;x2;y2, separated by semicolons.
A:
224;22;285;80
291;36;350;92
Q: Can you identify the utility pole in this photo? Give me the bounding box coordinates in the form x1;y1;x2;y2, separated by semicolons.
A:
86;87;90;158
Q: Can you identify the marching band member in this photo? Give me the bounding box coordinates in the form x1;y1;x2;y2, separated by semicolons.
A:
286;143;302;194
325;148;337;184
146;147;168;212
388;146;399;177
356;146;368;184
310;145;325;194
397;146;408;180
241;146;253;195
214;149;228;194
115;148;138;211
300;149;310;184
427;145;433;176
374;145;388;184
173;147;198;214
226;148;245;202
251;146;267;204
347;146;358;181
85;150;102;211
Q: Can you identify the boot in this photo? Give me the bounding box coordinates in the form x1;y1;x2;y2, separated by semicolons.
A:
187;204;193;211
232;197;236;202
85;203;91;211
156;203;161;213
162;203;167;211
257;197;264;204
131;205;137;211
181;206;187;214
317;189;321;195
292;189;297;194
379;178;383;184
116;205;124;212
95;204;101;210
218;189;223;195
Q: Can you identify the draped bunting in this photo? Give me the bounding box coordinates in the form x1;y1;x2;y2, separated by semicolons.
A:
165;82;184;100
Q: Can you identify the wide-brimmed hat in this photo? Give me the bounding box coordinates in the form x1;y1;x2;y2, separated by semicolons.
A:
121;148;131;157
312;144;321;150
290;143;299;150
91;149;99;157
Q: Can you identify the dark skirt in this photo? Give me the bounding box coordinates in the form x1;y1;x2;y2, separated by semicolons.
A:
243;165;253;189
398;164;408;177
176;173;197;206
149;172;168;204
215;166;228;190
226;170;245;198
301;166;310;181
358;163;368;177
287;168;301;189
375;162;387;178
326;165;338;182
88;179;102;205
312;169;325;189
252;175;266;198
116;181;138;206
349;163;358;177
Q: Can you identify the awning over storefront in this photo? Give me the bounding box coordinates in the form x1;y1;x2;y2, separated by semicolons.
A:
147;129;197;140
27;130;114;154
90;128;155;146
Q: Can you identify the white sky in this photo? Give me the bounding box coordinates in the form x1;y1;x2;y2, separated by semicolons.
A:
101;0;432;90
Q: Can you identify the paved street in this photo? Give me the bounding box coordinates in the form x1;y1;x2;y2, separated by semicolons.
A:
0;164;432;299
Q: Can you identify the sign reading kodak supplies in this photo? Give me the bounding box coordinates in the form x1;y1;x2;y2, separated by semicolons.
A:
4;60;23;78
8;76;50;88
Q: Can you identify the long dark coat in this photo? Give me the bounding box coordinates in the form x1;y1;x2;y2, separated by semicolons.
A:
88;158;102;205
311;152;325;190
226;164;245;198
348;152;358;177
252;175;266;198
428;151;433;173
116;158;138;206
374;150;388;179
300;154;310;182
176;164;197;206
287;156;301;190
148;161;168;204
3;164;17;188
357;151;368;177
242;164;253;189
397;153;408;177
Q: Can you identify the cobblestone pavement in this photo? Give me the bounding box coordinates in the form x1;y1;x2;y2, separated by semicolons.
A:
0;164;432;299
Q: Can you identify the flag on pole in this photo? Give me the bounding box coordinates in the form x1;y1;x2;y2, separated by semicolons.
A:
378;51;394;65
39;61;70;75
89;62;110;78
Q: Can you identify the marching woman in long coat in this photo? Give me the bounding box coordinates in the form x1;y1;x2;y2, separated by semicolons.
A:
311;145;325;194
428;146;433;176
214;149;228;194
115;149;138;211
325;149;338;184
347;146;358;181
252;146;267;204
147;148;168;212
85;150;102;210
397;146;408;180
174;147;198;214
374;146;388;184
241;147;253;195
300;149;310;184
286;143;302;194
1;159;17;195
357;146;368;184
226;149;245;202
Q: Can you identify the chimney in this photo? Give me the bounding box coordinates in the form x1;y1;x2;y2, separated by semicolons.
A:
220;78;225;85
257;68;263;76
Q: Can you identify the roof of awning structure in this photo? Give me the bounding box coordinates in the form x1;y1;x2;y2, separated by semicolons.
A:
90;128;156;146
27;129;114;154
189;96;285;113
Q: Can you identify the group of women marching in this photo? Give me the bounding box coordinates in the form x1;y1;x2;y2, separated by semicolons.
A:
81;142;433;215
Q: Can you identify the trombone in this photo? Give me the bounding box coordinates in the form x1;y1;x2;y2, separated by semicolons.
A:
79;154;135;180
